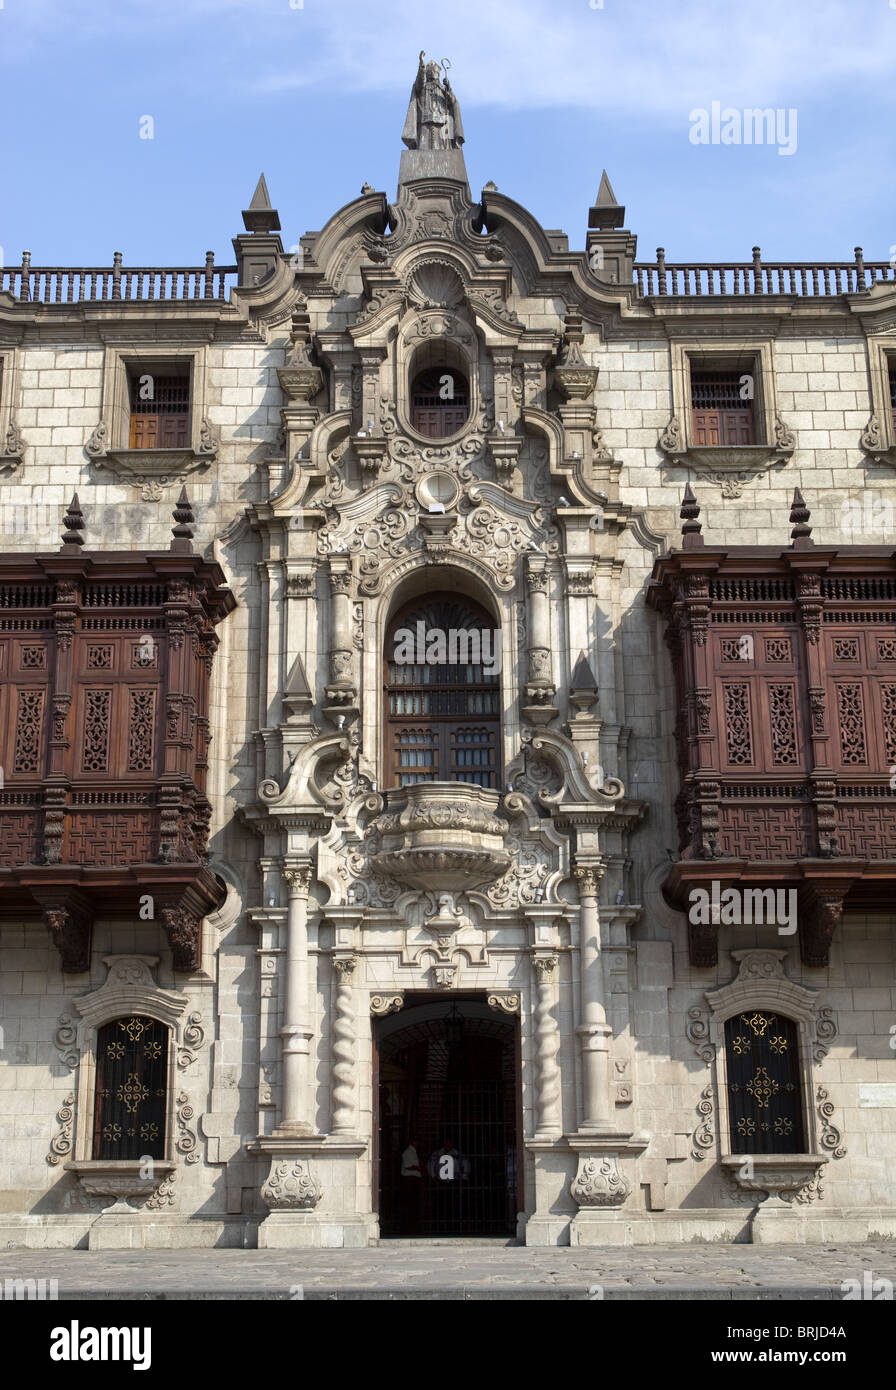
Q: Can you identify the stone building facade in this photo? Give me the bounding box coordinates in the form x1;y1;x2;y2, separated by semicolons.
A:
1;59;895;1249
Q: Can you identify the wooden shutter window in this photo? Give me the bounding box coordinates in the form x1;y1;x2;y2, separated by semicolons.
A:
385;596;500;788
691;371;755;446
411;368;470;439
129;373;190;450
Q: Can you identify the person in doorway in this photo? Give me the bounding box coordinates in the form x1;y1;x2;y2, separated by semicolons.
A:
400;1137;424;1233
428;1139;470;1233
427;1138;470;1180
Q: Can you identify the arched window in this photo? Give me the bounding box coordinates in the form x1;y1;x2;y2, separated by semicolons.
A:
93;1016;169;1160
411;367;470;438
724;1011;804;1154
385;594;501;788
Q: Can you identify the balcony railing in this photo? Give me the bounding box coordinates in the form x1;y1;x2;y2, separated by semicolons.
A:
634;247;896;298
0;251;238;304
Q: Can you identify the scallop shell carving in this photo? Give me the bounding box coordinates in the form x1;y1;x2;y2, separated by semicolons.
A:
406;260;465;309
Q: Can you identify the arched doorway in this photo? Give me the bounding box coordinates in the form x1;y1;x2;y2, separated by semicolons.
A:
375;996;521;1238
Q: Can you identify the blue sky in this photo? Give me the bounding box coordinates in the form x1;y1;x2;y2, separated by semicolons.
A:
0;0;894;271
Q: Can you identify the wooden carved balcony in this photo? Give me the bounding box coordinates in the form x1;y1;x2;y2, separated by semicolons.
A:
0;494;235;972
648;490;896;968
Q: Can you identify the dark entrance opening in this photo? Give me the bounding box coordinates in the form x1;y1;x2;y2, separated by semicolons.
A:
375;996;521;1238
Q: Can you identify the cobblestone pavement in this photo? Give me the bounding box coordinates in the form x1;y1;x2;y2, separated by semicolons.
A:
1;1242;895;1299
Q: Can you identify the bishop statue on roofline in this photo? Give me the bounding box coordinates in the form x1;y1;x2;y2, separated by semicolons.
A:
402;51;465;152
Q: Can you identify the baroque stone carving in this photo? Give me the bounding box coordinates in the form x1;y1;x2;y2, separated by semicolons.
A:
46;1093;75;1166
175;1090;200;1163
691;1084;716;1160
145;1171;178;1210
686;1005;715;1064
261;1158;322;1209
54;1014;80;1071
487;992;521;1014
370;993;404;1016
570;1154;631;1207
813;1007;838;1062
175;1011;206;1069
659;416;684;455
816;1085;847;1159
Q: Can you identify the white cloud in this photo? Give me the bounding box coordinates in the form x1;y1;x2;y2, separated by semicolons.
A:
252;0;896;117
5;0;894;120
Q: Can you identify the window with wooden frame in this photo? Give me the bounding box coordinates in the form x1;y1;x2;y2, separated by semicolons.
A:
92;1015;169;1160
128;363;190;449
410;367;470;439
385;594;501;788
889;359;896;437
690;369;756;446
724;1011;804;1154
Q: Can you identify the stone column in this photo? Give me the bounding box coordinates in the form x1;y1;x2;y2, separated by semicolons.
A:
324;556;357;724
574;863;612;1132
330;954;358;1136
276;863;314;1136
523;553;557;723
531;953;562;1137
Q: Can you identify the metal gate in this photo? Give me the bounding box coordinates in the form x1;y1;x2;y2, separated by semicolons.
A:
376;999;520;1237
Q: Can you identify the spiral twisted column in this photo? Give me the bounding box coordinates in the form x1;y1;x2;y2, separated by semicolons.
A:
532;953;562;1137
330;954;358;1135
276;863;314;1136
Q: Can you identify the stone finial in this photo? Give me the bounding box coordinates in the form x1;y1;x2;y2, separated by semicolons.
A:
242;173;281;234
283;653;313;717
569;652;599;716
588;170;625;230
680;483;704;549
790;487;813;547
60;493;85;550
171;486;195;553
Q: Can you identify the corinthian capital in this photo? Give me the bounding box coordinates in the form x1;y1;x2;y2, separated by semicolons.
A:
283;864;313;896
574;862;605;898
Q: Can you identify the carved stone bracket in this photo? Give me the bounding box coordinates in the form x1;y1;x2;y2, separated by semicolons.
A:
487;992;521;1014
370;993;404;1016
0;417;26;472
